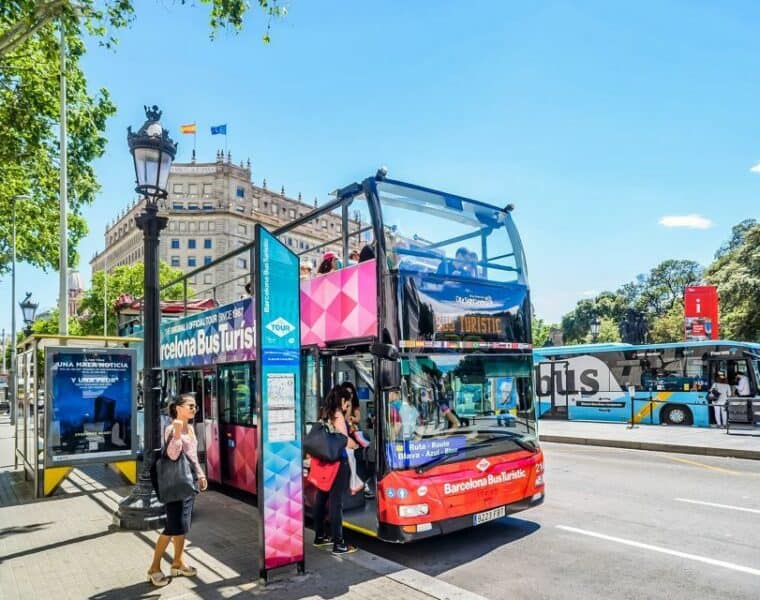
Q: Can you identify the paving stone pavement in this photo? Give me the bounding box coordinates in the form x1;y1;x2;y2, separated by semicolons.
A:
0;415;481;600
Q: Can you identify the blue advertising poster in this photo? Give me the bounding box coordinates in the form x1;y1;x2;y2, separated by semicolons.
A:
255;225;304;575
386;435;467;469
45;347;137;465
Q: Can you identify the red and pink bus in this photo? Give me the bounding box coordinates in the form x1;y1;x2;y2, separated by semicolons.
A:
159;171;545;542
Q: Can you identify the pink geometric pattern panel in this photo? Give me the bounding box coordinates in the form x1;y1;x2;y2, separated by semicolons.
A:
300;260;378;346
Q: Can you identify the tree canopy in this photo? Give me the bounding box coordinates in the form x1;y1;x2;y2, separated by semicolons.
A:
0;0;283;275
77;261;188;336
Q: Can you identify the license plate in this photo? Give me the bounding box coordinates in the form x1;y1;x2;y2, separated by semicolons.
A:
473;506;506;525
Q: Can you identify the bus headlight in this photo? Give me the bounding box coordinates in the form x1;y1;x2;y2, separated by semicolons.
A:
399;504;429;517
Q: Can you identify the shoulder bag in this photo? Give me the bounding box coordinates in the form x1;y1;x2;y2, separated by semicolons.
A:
156;432;198;503
303;421;347;463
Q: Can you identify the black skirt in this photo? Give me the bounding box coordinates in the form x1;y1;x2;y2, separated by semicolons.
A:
163;494;195;536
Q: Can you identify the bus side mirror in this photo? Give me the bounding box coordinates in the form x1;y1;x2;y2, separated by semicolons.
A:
371;342;398;361
379;361;401;390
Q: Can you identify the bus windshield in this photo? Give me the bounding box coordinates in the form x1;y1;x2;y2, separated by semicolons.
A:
375;180;527;284
384;353;537;470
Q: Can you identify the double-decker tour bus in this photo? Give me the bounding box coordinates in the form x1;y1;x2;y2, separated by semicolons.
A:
281;170;543;541
156;169;544;542
534;341;760;426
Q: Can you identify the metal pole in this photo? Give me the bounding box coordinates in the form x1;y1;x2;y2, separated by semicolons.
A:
58;16;68;335
10;197;17;425
117;199;168;529
103;251;108;336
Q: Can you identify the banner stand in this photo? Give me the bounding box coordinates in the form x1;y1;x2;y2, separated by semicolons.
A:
13;334;142;499
254;225;305;583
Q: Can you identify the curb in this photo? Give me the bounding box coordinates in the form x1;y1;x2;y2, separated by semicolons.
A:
345;548;489;600
540;434;760;461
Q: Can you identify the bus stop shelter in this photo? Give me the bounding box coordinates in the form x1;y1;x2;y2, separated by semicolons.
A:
14;334;142;498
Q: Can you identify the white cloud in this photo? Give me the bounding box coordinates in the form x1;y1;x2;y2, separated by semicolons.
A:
750;162;760;173
658;214;713;230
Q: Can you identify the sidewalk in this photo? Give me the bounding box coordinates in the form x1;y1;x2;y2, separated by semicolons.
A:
539;419;760;460
0;416;486;600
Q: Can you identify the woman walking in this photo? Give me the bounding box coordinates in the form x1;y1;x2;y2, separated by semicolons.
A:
312;386;358;554
147;394;208;587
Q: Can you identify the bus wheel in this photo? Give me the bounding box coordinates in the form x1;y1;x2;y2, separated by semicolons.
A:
662;405;693;426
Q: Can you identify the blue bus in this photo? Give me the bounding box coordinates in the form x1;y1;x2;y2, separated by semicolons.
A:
533;341;760;426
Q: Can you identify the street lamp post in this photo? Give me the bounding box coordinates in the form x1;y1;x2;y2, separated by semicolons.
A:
590;315;601;343
19;293;38;336
117;105;177;530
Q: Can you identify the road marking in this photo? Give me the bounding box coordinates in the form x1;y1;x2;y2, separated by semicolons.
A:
556;525;760;577
674;498;760;515
662;455;756;476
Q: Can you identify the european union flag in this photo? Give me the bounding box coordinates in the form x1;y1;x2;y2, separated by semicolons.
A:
210;124;227;135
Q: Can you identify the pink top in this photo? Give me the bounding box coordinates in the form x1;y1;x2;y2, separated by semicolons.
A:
164;425;205;479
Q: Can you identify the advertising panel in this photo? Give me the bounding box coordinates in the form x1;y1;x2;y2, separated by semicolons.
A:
45;347;137;466
159;298;255;369
684;285;719;341
255;225;304;578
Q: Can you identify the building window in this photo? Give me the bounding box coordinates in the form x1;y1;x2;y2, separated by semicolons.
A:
321;220;327;229
237;257;247;269
236;205;245;213
189;221;198;232
189;276;197;285
188;256;197;267
203;203;213;210
188;202;199;210
236;186;245;198
179;222;187;232
336;224;341;233
287;237;292;246
203;183;213;196
204;273;213;284
204;256;212;265
200;221;207;232
209;221;215;232
171;239;180;249
272;203;278;215
188;239;196;249
289;209;296;219
204;239;212;249
171;256;180;267
172;203;184;210
188;183;198;195
173;183;183;194
238;224;247;235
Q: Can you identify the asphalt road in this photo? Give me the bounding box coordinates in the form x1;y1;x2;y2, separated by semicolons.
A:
347;442;760;600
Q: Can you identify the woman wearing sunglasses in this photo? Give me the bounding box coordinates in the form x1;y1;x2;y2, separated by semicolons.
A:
147;393;208;587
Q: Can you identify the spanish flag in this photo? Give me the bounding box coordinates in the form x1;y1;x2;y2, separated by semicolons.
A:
180;123;196;134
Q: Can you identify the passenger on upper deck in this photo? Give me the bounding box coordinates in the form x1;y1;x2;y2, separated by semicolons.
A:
317;251;341;274
437;247;470;277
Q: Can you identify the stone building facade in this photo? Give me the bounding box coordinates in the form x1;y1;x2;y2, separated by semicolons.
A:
90;152;353;305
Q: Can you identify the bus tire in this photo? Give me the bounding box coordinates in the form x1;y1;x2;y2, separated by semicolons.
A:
662;404;693;426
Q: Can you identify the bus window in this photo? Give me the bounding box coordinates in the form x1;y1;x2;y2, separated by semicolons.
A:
219;363;255;425
685;358;708;390
303;352;320;426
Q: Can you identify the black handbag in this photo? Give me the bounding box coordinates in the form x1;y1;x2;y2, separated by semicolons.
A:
155;435;198;503
303;421;348;462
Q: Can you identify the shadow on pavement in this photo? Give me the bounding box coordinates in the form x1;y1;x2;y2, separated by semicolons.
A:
346;515;541;576
0;521;53;539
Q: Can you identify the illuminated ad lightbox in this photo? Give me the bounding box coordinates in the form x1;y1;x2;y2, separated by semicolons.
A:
254;224;304;580
45;347;138;467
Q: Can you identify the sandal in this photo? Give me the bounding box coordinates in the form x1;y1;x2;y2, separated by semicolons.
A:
147;570;169;587
170;564;198;577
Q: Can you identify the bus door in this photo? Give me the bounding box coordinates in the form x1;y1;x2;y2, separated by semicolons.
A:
217;362;257;494
201;368;220;484
333;354;377;530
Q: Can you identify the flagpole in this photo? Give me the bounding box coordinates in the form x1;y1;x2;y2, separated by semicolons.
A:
194;123;197;155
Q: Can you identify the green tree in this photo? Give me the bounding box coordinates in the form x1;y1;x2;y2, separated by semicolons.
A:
77;261;188;336
596;317;621;343
649;301;684;343
31;308;82;336
532;317;558;347
714;218;757;260
705;223;760;341
0;1;283;275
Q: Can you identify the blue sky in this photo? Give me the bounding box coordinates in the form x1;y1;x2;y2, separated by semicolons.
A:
1;0;758;336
